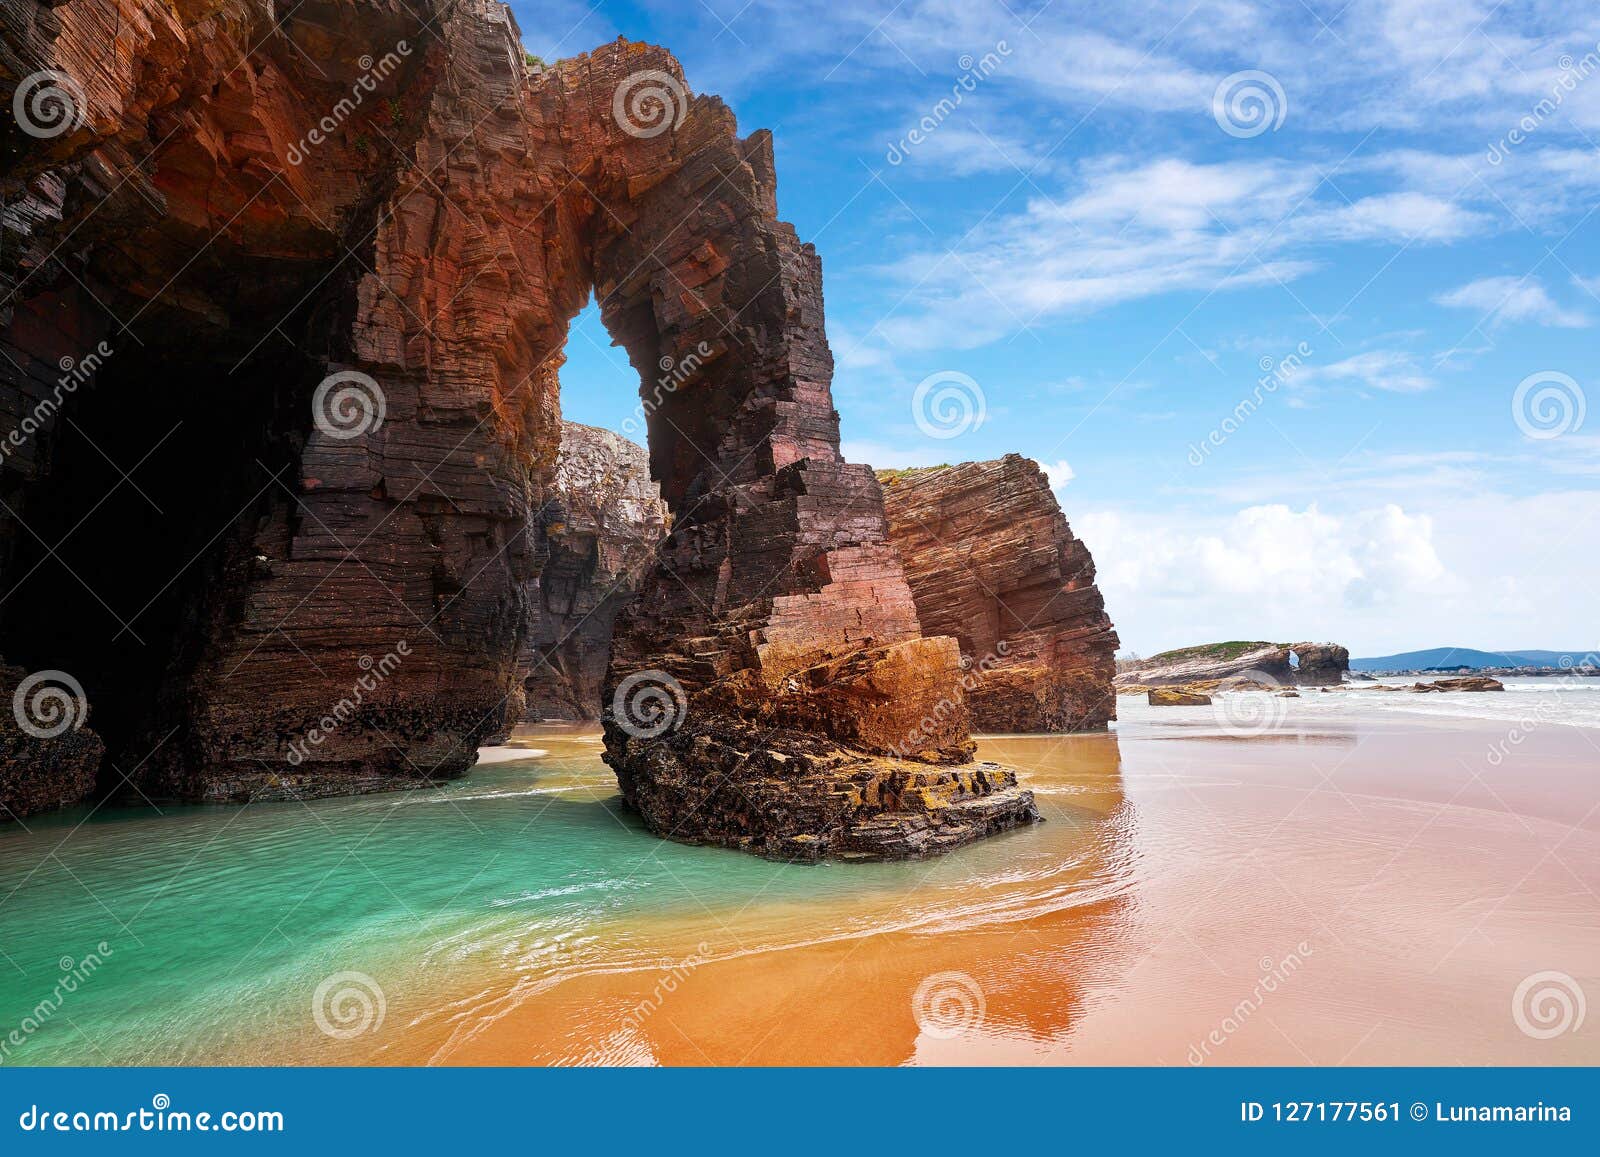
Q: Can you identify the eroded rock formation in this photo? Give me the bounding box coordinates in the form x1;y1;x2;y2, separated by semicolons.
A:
521;421;665;721
1115;641;1349;690
876;456;1119;733
1;0;1039;857
1290;642;1350;687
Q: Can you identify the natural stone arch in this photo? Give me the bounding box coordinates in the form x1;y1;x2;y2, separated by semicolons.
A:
0;0;1038;858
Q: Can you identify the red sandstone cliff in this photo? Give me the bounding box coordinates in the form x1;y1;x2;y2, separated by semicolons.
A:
0;1;1038;857
878;456;1120;733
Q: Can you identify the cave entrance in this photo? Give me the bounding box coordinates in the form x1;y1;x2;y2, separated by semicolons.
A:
0;322;313;794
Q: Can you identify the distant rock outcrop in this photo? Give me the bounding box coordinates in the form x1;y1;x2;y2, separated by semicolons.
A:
522;423;667;721
1116;640;1348;690
877;455;1120;733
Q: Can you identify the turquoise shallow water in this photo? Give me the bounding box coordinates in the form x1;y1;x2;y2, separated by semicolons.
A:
0;729;1112;1065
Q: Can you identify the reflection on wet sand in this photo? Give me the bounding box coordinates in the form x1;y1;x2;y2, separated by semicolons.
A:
385;709;1600;1066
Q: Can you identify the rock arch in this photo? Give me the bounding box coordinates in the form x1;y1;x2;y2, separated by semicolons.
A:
1;0;1038;857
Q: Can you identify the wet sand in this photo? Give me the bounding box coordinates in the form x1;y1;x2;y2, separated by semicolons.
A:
372;704;1600;1066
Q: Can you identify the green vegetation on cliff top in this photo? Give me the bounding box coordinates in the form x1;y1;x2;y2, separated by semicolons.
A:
874;465;951;486
1146;640;1284;663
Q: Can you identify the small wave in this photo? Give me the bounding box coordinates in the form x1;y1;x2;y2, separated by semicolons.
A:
488;879;646;908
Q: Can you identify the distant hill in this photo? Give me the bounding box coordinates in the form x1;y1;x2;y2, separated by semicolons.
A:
1351;647;1597;671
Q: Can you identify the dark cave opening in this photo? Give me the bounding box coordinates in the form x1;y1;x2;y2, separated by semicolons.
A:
0;327;316;787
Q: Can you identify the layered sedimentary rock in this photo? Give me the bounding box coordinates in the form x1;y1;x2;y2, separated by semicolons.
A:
1290;642;1350;687
876;456;1120;733
1116;641;1349;689
522;422;666;721
1;1;1037;857
0;664;103;820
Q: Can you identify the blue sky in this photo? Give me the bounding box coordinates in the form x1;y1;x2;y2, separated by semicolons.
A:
512;0;1600;656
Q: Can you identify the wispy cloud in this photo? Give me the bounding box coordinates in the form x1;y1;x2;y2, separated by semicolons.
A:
1435;275;1592;327
871;155;1489;351
1301;349;1438;393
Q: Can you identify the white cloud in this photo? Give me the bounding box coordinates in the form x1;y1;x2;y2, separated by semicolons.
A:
1301;350;1437;393
1294;192;1489;243
1435;275;1591;327
1077;487;1600;655
872;156;1493;351
1043;459;1075;491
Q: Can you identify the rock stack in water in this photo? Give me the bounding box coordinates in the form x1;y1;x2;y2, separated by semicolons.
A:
0;1;1040;859
877;456;1120;733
